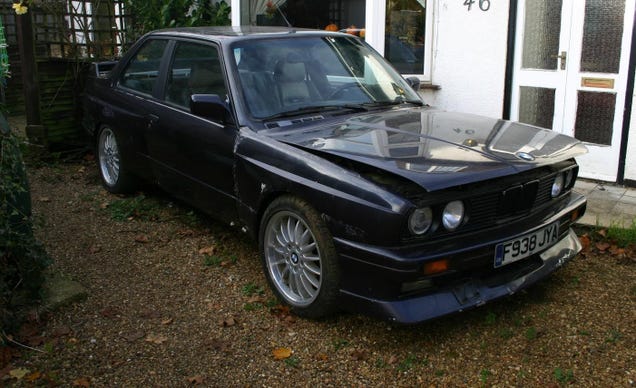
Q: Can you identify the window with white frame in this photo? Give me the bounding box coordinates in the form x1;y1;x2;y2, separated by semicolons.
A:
384;0;432;79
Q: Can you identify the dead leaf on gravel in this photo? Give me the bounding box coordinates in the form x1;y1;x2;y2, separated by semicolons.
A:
99;202;109;209
219;317;236;327
134;234;150;243
315;353;328;361
187;375;205;385
247;295;266;304
597;228;607;237
161;318;173;325
204;338;230;352
38;197;50;202
9;368;30;379
579;234;591;251
350;349;368;361
89;245;101;254
140;309;161;319
178;229;195;237
387;355;398;365
198;246;215;255
25;371;42;382
122;331;145;342
100;307;120;319
145;334;168;344
596;242;610;252
72;377;91;387
273;347;292;360
52;326;72;337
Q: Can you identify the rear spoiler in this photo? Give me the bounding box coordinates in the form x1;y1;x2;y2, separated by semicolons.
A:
89;61;118;78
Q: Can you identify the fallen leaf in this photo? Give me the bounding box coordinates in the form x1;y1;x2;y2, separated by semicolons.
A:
247;295;265;304
89;245;101;254
198;246;215;255
122;331;145;342
178;229;195;237
597;229;607;237
52;325;72;337
204;338;230;353
99;202;109;209
77;166;86;173
72;377;91;387
579;234;591;251
100;307;120;319
145;334;168;344
350;349;368;361
25;371;42;382
9;368;30;379
26;335;44;347
273;347;292;360
134;234;150;243
387;355;398;365
315;353;328;361
219;317;236;327
596;242;610;252
161;318;173;325
609;245;626;256
186;375;205;385
38;197;50;202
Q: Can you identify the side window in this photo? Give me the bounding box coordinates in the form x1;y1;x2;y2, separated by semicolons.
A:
164;42;227;109
119;39;168;95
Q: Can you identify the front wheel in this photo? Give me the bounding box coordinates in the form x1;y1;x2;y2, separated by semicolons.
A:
97;127;135;193
259;196;340;319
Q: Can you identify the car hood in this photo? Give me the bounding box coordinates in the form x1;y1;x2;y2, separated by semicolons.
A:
267;107;587;191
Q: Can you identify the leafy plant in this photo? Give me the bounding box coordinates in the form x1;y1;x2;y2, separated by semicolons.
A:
0;122;51;333
105;194;163;221
553;367;574;384
125;0;231;40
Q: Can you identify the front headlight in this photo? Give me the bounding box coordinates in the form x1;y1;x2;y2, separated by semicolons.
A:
409;207;433;235
442;200;465;231
551;173;565;197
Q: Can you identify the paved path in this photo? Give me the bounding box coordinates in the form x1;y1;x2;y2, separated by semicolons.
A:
575;180;636;228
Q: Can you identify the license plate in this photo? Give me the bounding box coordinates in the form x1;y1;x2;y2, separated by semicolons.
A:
494;222;559;268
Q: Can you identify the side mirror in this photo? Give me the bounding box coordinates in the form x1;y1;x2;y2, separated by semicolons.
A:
190;94;233;124
405;76;421;90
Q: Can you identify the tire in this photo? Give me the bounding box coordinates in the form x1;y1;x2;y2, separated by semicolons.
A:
259;196;340;319
97;126;135;193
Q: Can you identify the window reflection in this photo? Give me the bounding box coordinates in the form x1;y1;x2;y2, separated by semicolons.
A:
385;0;426;74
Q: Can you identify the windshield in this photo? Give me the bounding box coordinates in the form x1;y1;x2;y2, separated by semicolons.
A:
231;35;422;120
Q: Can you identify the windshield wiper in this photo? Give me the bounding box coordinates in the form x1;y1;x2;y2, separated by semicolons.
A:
262;104;370;120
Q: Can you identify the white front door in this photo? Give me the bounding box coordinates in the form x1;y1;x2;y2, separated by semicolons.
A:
511;0;635;181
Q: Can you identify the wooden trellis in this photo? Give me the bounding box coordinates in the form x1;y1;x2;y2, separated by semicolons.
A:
0;0;131;147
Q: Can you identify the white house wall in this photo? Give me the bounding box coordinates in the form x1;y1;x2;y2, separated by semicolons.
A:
420;0;510;119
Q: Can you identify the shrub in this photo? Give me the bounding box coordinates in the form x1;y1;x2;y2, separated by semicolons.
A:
0;115;50;333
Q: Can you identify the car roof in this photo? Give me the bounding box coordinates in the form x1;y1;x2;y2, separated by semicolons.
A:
150;26;343;42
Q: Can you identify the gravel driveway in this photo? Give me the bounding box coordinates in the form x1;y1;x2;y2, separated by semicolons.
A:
7;161;635;386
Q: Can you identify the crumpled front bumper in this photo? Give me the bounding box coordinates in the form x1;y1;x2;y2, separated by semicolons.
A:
336;193;586;324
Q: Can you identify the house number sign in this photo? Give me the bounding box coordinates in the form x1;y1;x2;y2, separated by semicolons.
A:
464;0;491;11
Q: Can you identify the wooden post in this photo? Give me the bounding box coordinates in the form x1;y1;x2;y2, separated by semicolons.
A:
16;10;46;147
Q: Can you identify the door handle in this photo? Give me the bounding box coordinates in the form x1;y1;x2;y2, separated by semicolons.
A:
146;114;159;129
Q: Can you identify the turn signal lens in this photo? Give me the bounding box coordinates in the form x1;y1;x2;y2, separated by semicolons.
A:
551;173;565;198
423;259;449;275
409;207;433;235
442;200;465;230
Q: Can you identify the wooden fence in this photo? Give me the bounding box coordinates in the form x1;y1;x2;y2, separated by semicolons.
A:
0;0;129;148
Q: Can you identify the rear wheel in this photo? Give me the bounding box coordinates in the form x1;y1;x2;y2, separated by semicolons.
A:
97;127;135;193
259;196;340;318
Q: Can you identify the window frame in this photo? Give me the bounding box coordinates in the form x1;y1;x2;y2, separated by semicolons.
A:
365;0;434;82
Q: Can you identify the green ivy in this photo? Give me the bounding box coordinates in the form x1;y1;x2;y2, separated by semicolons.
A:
125;0;231;40
0;119;51;334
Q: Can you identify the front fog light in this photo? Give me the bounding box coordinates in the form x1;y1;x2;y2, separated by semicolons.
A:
442;201;465;231
409;207;433;235
551;173;565;197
